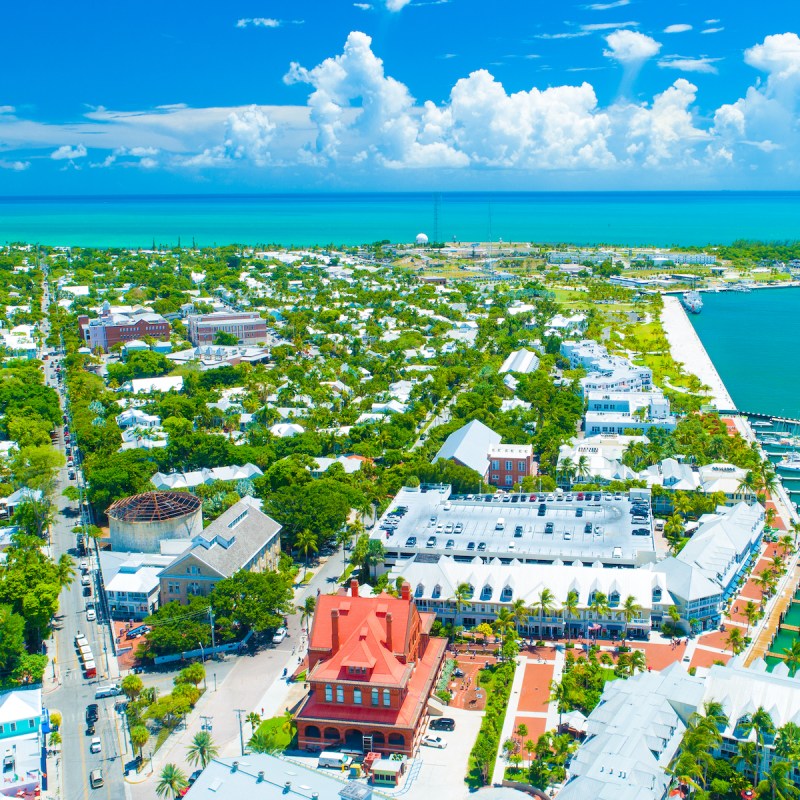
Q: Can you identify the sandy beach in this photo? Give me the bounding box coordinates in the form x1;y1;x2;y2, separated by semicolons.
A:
660;295;736;410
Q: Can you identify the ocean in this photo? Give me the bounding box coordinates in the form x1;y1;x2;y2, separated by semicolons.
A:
688;287;800;420
2;191;800;248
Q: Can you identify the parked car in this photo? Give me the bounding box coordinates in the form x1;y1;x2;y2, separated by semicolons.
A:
544;522;554;534
429;717;456;731
477;542;487;552
86;704;99;723
86;608;96;622
89;769;103;789
90;737;101;754
422;735;447;749
272;627;288;644
426;536;437;548
405;537;417;546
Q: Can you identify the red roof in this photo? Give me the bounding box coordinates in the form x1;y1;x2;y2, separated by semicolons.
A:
308;592;417;685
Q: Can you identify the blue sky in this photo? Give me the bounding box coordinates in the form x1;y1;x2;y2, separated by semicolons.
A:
1;0;799;192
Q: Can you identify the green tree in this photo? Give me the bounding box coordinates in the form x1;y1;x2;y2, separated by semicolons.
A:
248;728;277;754
156;764;188;799
295;529;318;576
532;588;556;637
175;663;206;689
299;596;316;636
562;589;580;641
620;595;641;642
213;330;240;346
121;674;144;700
726;627;745;656
187;731;218;769
212;570;293;633
129;724;149;757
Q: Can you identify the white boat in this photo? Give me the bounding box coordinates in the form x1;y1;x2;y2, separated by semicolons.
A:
681;291;703;314
751;420;772;427
777;452;800;471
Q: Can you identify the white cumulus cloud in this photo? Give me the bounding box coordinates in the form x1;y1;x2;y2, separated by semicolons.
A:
664;24;692;34
659;56;722;74
744;32;800;83
51;144;87;160
604;30;661;64
585;0;630;8
0;159;29;171
384;0;412;10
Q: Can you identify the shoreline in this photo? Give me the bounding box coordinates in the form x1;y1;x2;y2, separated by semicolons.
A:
660;295;736;410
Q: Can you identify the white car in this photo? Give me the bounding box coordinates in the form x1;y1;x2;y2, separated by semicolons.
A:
86;608;96;622
422;735;447;749
90;737;102;754
272;627;287;644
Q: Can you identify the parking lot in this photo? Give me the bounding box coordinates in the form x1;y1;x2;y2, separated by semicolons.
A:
376;487;656;567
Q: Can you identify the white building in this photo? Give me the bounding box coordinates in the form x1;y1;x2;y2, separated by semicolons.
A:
557;434;645;485
499;348;540;375
584;390;677;435
561;340;653;395
151;463;263;491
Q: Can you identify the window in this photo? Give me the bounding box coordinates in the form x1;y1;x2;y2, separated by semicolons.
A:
505;475;513;486
491;460;499;470
372;689;379;706
325;684;332;702
383;689;391;707
492;474;499;482
353;689;362;705
336;686;344;703
9;723;15;732
505;460;513;471
518;461;526;472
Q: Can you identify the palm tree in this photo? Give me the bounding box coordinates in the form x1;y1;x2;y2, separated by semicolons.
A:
295;529;318;577
493;607;516;645
510;598;529;635
533;588;556;639
726;627;745;655
56;554;76;587
156;764;188;799
738;470;760;501
741;707;775;784
559;457;575;487
620;595;641;642
281;708;295;738
778;533;795;557
663;514;685;551
248;728;276;754
246;712;262;734
452;582;473;625
744;600;760;635
589;591;610;638
299;596;316;636
673;492;692;521
575;455;591;482
627;649;647;676
187;731;218;769
775;721;800;761
756;759;800;800
562;589;580;642
733;740;759;783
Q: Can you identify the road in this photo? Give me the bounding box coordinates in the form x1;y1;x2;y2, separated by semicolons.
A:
40;295;131;800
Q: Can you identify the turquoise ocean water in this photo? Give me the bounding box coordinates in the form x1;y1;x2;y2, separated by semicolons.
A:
1;191;800;248
688;288;800;420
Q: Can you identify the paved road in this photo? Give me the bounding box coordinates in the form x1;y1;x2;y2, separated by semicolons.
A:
41;311;131;800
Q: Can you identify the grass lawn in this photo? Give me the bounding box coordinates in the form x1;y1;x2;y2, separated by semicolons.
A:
253;716;296;751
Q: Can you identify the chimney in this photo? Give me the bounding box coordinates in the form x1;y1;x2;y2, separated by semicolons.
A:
331;608;340;654
350;578;359;597
401;582;411;601
386;612;393;652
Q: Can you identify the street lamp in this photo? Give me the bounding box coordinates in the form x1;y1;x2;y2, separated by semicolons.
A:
198;641;205;662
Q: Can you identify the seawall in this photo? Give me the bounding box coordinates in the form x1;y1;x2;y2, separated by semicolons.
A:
660;295;736;410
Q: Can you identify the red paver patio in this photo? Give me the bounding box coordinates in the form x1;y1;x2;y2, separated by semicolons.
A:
518;662;555;713
698;629;736;652
112;620;142;671
636;640;687;670
513;716;547;742
449;654;497;711
691;649;731;669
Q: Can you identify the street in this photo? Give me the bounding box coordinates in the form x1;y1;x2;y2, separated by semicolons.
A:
41;305;130;800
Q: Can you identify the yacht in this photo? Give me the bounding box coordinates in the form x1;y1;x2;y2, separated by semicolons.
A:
681;291;703;314
777;452;800;471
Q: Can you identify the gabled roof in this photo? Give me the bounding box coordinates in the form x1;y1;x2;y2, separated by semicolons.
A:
433;419;501;476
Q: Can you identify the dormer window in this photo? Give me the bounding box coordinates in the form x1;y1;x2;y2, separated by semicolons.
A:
480;585;493;601
432;585;441;599
652;587;662;602
609;592;620;607
500;586;513;602
415;584;424;598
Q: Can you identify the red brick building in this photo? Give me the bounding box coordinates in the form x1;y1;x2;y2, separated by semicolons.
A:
186;312;267;346
78;311;171;352
487;443;535;489
295;580;447;756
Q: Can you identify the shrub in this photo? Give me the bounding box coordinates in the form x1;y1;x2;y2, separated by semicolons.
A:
436;689;452;704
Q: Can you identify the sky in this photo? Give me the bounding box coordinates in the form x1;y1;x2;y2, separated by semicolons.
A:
1;0;799;193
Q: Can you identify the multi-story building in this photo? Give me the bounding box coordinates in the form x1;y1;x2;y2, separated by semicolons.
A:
295;580;447;756
158;499;281;606
584;390;677;435
186;312;267;346
0;687;49;798
391;556;669;639
99;551;174;620
487;444;534;488
561;340;653;395
78;310;171;352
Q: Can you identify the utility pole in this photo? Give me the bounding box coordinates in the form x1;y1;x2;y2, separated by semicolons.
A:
209;607;216;652
234;709;246;755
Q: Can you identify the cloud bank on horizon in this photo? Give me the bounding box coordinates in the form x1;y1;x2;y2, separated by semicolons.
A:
2;4;800;191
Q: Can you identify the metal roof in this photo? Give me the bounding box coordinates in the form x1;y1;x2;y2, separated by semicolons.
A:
107;491;201;523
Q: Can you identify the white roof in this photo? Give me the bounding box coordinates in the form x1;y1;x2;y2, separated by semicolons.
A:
499;348;540;374
0;688;41;726
124;376;184;394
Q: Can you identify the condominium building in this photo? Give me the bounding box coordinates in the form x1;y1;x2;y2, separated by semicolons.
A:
584;390;677;435
561;340;653;395
186;312;268;346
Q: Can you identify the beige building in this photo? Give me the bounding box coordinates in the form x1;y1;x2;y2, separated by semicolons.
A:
158;499;281;605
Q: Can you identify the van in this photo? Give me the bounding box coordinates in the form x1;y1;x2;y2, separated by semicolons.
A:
90;769;104;789
95;684;121;699
495;518;505;531
318;751;352;770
